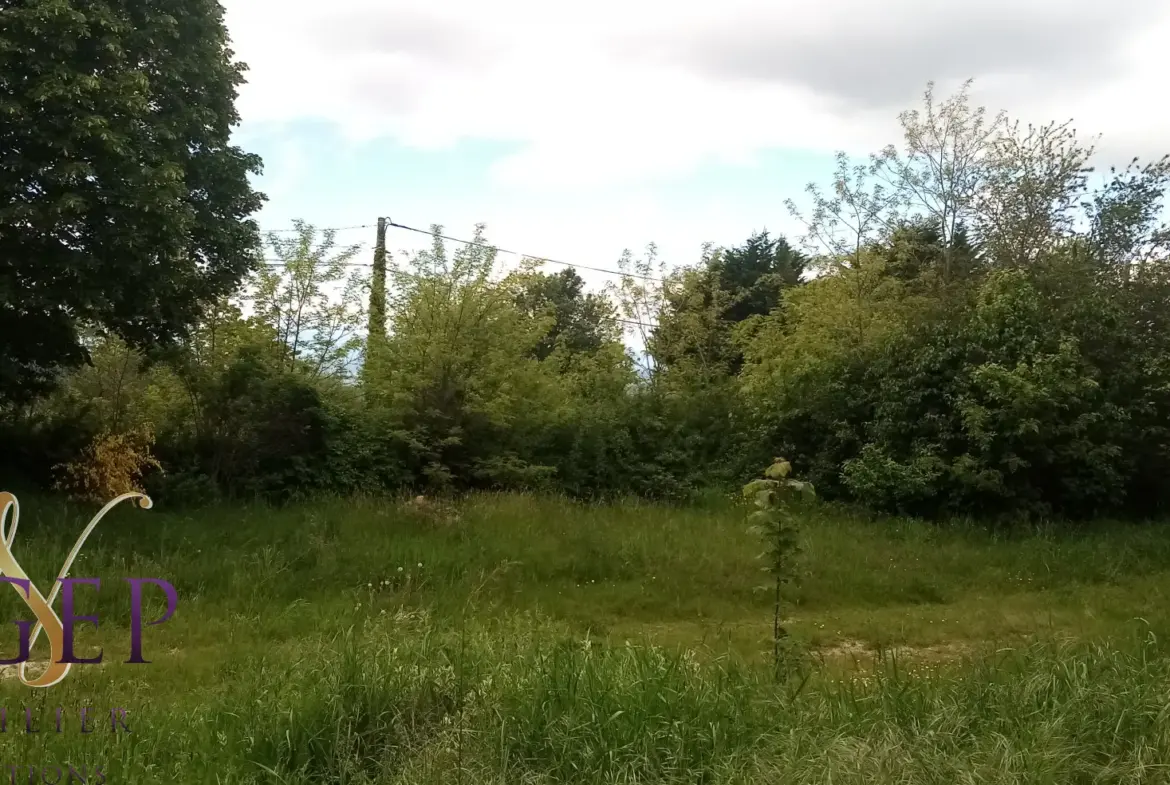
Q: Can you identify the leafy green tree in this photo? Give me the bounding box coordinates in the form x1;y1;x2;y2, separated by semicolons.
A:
873;219;982;293
0;0;264;404
618;233;810;496
512;268;619;363
651;262;738;378
2;332;186;490
252;221;367;379
1084;156;1170;283
744;80;1170;518
37;333;186;438
788;81;1086;281
179;348;331;500
607;244;667;376
164;298;277;443
717;231;806;322
872;80;1004;275
372;225;559;490
652;233;806;377
971;119;1093;269
836;266;1133;517
740;248;926;493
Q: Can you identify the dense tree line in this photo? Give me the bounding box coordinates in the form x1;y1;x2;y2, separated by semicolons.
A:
1;1;1167;520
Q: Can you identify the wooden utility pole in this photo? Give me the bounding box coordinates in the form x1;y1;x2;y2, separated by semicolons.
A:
363;217;388;383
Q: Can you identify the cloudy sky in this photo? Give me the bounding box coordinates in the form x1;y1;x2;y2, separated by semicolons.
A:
222;0;1170;289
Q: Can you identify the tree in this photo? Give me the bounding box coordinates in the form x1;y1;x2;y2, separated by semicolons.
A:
373;225;558;490
651;232;806;377
607;244;667;377
717;230;806;322
38;332;186;438
0;0;265;405
971;118;1094;270
872;80;1005;279
511;268;618;362
651;262;738;378
163;296;279;454
251;221;367;379
786;151;907;268
873;219;981;290
1085;156;1170;282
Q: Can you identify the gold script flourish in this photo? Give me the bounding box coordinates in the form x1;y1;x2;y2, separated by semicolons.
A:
0;491;152;687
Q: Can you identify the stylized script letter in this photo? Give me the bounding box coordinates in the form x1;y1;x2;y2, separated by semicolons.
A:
0;492;152;687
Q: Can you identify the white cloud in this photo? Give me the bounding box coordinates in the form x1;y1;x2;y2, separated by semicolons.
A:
225;0;1170;191
224;0;1170;282
225;0;1170;190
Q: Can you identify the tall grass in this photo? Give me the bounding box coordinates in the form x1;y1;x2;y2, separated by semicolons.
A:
0;492;1167;782
4;615;1169;783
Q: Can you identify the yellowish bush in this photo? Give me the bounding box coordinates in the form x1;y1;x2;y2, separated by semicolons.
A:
55;427;162;503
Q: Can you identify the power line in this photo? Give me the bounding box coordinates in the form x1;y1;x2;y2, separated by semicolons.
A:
261;259;371;267
384;219;665;283
258;213;669;330
616;317;657;329
259;221;668;284
255;221;661;331
254;267;658;329
261;223;376;234
257;220;666;283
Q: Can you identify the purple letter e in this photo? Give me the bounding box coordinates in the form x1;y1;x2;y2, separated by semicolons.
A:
59;578;102;664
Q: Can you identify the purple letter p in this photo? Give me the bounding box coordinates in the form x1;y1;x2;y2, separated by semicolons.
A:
124;579;177;664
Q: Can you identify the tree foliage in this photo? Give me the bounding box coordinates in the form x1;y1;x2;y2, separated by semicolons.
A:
512;268;619;363
0;0;264;404
252;221;367;379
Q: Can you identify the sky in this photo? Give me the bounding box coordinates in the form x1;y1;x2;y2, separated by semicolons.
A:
222;0;1170;294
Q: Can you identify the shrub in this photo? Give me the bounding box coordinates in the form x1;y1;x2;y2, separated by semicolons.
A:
54;427;161;503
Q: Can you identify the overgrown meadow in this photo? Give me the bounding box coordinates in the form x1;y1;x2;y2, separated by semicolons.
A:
0;492;1168;783
5;43;1170;785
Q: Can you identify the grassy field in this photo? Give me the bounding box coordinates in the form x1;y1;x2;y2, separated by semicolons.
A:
0;492;1168;783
